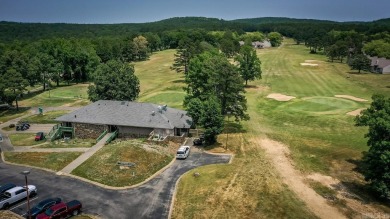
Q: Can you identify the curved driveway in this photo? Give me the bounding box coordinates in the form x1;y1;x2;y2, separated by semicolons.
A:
0;148;231;219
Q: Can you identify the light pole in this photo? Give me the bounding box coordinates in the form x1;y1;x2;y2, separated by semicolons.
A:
20;170;31;219
225;111;231;150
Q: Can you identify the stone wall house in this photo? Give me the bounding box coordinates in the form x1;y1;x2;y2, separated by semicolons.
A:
369;56;390;74
55;100;193;140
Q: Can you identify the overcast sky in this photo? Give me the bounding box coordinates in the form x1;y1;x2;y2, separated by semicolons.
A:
0;0;389;24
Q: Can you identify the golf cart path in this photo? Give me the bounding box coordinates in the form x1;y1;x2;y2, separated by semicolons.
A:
259;138;346;219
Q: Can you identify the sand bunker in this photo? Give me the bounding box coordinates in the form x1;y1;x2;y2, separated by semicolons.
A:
301;60;320;66
347;108;366;116
267;93;296;101
300;63;318;66
335;95;368;102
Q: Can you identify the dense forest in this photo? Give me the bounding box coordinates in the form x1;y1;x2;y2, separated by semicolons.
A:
1;16;390;108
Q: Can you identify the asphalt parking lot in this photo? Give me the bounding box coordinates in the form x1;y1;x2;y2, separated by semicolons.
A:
0;147;231;219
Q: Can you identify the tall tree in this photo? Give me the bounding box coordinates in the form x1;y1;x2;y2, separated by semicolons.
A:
185;51;249;121
171;38;200;74
1;69;28;110
350;54;371;73
355;94;390;199
133;35;149;60
268;32;283;47
235;45;262;85
199;96;224;145
88;60;140;102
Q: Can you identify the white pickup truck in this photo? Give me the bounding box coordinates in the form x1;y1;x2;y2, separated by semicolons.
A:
0;185;37;209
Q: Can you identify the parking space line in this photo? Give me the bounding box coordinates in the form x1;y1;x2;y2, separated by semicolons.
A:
9;196;38;211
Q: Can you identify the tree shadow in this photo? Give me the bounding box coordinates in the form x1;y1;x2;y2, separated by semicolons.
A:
224;121;246;134
346;71;369;75
172;79;186;84
343;157;390;205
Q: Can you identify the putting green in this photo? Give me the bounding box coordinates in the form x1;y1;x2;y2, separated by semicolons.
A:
277;97;361;114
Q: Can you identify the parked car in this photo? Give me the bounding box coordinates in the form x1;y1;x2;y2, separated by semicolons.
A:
36;200;82;219
176;146;190;159
35;132;45;141
199;134;204;141
16;121;30;131
0;185;37;209
193;138;203;146
27;197;62;219
0;183;16;194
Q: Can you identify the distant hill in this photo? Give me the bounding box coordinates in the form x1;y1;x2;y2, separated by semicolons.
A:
0;16;389;42
231;17;337;24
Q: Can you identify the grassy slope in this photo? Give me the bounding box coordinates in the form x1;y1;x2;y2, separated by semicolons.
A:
71;140;173;187
24;110;70;123
4;152;82;171
9;133;45;146
18;83;90;107
134;50;186;109
173;40;390;218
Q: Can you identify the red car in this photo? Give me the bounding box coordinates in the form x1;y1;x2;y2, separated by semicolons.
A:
35;132;45;141
36;200;82;219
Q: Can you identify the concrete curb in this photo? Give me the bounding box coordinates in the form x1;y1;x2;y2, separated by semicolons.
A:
1;151;58;174
1;149;177;190
56;156;177;190
202;150;235;164
168;152;234;219
168;172;185;219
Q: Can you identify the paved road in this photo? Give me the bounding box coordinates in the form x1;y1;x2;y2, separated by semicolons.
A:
0;148;231;219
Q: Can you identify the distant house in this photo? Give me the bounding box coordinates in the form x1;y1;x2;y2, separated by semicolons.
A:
368;56;390;74
239;40;271;49
55;100;192;140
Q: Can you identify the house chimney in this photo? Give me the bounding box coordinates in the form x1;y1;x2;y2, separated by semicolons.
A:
74;115;77;118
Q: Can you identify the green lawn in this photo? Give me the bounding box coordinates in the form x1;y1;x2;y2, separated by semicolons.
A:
135;50;186;108
0;108;30;123
4;152;82;171
9;133;46;146
24;110;70;124
19;83;90;107
173;40;390;218
72;140;173;187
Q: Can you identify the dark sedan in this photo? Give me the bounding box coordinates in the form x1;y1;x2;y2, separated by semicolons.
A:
26;197;62;219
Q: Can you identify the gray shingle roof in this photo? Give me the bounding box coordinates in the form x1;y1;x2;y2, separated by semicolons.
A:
369;56;390;68
55;100;192;129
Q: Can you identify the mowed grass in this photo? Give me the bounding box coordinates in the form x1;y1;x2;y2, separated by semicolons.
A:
135;50;186;108
0;108;30;123
173;39;390;218
19;83;90;107
9;133;46;146
4;152;82;171
71;140;173;187
24;110;70;124
172;133;317;219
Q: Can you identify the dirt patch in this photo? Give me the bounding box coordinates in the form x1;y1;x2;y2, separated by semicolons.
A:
300;63;319;66
335;95;368;102
307;173;340;188
306;173;388;219
347;108;366;116
245;85;270;92
259;138;346;219
267;93;296;101
0;211;24;219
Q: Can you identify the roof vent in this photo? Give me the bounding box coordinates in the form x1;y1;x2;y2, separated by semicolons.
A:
162;105;168;111
74;115;77;118
151;111;155;116
158;106;163;113
121;101;126;105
